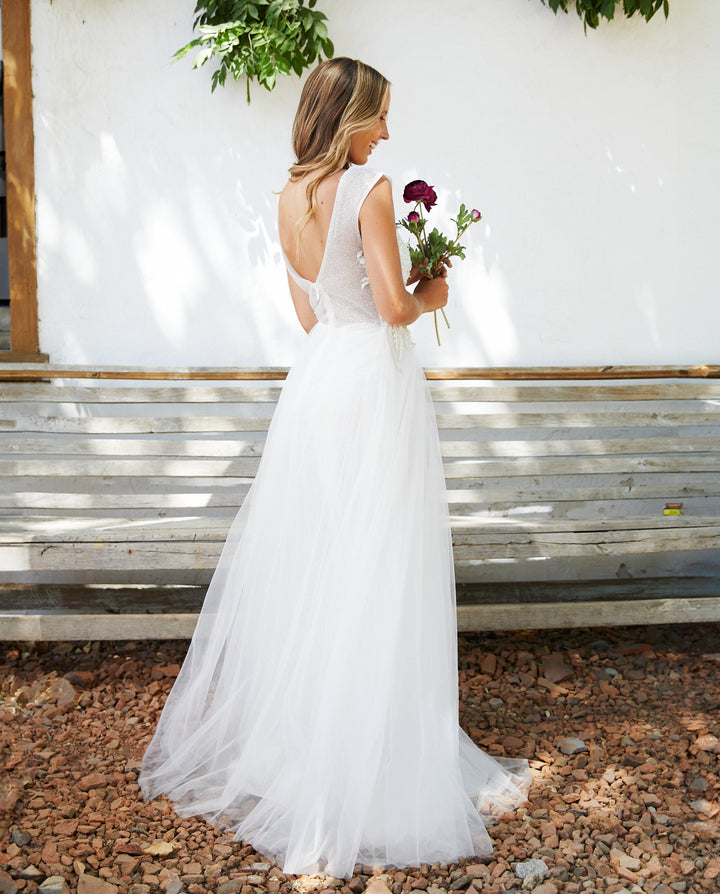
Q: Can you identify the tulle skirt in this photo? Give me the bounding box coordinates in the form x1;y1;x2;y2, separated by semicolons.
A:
139;321;531;878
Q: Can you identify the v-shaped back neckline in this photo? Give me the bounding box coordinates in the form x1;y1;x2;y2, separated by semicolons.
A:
283;166;354;288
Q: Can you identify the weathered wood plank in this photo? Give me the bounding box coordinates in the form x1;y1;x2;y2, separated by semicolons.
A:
4;595;720;640
3;363;720;381
4;514;720;543
456;596;720;631
0;384;285;403
3;415;275;434
4;435;719;460
3;525;720;573
0;436;266;458
0;458;263;477
4;381;720;403
4;409;720;434
3;454;720;479
3;474;718;506
0;613;200;640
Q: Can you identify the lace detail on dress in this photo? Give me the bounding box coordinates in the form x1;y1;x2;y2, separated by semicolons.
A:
397;232;412;286
387;324;412;369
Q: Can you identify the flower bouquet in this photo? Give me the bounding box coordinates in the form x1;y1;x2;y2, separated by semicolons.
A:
397;179;481;345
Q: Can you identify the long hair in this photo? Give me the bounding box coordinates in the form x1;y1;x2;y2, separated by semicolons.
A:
289;57;389;239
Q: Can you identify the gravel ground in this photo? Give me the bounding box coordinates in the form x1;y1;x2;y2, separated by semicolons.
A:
1;622;719;894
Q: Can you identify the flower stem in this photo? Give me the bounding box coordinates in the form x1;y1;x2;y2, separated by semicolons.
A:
434;310;441;346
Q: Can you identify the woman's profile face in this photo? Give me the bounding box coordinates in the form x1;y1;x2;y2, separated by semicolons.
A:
348;92;390;166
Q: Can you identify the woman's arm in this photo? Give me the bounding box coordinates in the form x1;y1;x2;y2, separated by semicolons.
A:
286;273;318;334
360;178;448;326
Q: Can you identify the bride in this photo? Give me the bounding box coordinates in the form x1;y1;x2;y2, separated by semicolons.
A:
140;57;531;879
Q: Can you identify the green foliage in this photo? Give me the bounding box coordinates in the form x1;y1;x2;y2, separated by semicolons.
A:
399;204;480;279
176;0;334;99
539;0;669;30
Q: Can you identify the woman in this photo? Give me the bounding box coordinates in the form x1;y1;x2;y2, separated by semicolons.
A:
140;57;531;879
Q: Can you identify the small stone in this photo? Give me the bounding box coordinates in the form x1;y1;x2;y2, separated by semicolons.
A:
10;831;31;847
514;860;548;880
53;820;79;836
690;799;714;814
465;865;490;880
39;878;71;894
37;678;77;706
77;876;119;894
480;654;497;676
488;698;504;709
78;772;107;791
0;881;18;894
63;670;95;688
610;850;641;872
142;842;174;857
695;734;720;754
557;738;587;756
18;866;43;881
689;776;708;791
529;885;557;894
541;653;574;684
217;882;244;894
448;875;472;891
366;880;393;894
251;864;271;872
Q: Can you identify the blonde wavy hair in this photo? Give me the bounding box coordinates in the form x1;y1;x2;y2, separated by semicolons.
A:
289;57;389;239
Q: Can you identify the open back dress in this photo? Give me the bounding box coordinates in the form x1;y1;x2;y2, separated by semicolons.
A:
139;163;531;878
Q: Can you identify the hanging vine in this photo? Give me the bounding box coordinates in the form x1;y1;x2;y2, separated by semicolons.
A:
539;0;669;31
176;1;671;99
175;0;334;100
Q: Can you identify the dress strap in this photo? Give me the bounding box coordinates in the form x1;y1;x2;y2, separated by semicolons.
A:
281;248;312;295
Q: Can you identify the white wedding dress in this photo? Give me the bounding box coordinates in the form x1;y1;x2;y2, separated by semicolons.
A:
140;164;531;878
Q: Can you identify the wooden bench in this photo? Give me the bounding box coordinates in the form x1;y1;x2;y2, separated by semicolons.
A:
1;363;720;639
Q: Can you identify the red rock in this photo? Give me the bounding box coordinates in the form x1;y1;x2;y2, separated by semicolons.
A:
157;664;181;678
479;654;496;676
541;653;574;684
115;844;144;857
53;820;79;836
611;643;652;656
78;773;106;792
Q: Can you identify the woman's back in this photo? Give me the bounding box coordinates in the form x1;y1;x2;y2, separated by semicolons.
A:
278;165;387;327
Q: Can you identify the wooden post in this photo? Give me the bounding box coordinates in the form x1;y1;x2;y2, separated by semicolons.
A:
1;0;43;360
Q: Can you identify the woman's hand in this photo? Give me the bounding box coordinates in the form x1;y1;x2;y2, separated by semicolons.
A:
414;269;449;315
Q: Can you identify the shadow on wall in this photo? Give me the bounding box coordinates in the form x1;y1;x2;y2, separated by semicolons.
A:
34;10;302;368
31;0;720;368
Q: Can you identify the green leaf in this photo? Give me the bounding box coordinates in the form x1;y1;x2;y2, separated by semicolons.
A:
177;0;335;97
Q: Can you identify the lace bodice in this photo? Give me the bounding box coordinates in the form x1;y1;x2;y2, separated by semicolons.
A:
283;165;395;327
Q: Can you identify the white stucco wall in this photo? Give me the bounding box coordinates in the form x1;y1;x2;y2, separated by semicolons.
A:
30;0;720;368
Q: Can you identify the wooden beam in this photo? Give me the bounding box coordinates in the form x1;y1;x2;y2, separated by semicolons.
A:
456;596;720;631
2;364;720;382
2;0;39;357
4;595;720;640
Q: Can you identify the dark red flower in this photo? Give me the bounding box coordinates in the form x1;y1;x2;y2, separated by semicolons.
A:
403;180;437;212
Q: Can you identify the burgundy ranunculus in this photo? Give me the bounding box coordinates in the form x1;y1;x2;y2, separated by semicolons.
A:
407;211;420;223
471;209;482;221
403;179;437;211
